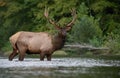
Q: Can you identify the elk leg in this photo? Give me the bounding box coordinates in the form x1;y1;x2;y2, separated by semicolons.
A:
19;52;25;61
18;48;26;61
9;48;18;61
46;54;51;61
40;53;45;61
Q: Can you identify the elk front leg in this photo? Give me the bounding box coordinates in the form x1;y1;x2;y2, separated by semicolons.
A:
46;54;51;61
9;48;18;61
40;53;45;61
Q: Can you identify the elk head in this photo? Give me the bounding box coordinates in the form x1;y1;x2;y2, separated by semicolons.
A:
44;8;77;37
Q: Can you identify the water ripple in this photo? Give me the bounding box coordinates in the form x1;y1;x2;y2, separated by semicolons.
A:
0;57;120;68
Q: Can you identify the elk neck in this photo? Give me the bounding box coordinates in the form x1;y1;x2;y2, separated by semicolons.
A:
52;32;66;51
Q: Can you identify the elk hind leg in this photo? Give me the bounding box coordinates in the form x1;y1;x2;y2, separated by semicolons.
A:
9;48;18;61
18;48;26;61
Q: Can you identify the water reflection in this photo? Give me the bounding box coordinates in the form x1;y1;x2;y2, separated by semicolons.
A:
0;57;120;78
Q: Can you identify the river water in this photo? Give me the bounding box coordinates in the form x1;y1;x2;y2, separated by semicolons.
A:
0;56;120;78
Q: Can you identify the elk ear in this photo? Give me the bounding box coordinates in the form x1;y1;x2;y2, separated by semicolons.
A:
65;26;72;31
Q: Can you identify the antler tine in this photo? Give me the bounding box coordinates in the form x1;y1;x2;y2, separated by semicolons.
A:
66;8;77;27
44;8;49;18
71;8;76;16
44;8;60;29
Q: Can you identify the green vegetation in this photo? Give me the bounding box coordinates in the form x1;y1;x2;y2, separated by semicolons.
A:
69;3;102;45
0;0;120;55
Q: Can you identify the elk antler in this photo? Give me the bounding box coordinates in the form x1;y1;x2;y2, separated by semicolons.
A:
44;8;61;29
66;8;77;27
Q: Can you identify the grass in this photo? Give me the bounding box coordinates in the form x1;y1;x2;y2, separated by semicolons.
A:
53;50;68;57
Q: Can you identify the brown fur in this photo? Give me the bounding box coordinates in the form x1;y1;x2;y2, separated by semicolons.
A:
9;31;22;50
9;31;67;61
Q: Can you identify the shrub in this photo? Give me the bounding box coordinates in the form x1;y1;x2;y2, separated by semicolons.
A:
68;3;102;46
69;15;102;44
105;33;120;55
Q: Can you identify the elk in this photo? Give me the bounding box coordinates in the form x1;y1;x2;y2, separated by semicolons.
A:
9;8;77;61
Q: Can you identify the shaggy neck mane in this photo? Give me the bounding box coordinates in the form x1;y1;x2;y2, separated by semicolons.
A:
52;33;66;51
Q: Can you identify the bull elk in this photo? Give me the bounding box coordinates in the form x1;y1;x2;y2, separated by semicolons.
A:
9;8;77;61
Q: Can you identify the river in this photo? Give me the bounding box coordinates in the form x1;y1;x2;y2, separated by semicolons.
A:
0;56;120;78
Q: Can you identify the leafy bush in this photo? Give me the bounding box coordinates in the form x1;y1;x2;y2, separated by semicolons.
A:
89;36;103;47
68;3;102;46
1;41;12;52
104;33;120;55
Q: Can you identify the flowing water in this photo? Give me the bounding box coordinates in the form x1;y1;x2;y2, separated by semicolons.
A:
0;56;120;78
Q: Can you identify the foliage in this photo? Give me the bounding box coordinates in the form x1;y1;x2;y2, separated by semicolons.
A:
1;41;11;52
69;3;102;46
104;33;120;55
89;36;103;47
90;0;120;35
0;0;120;55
